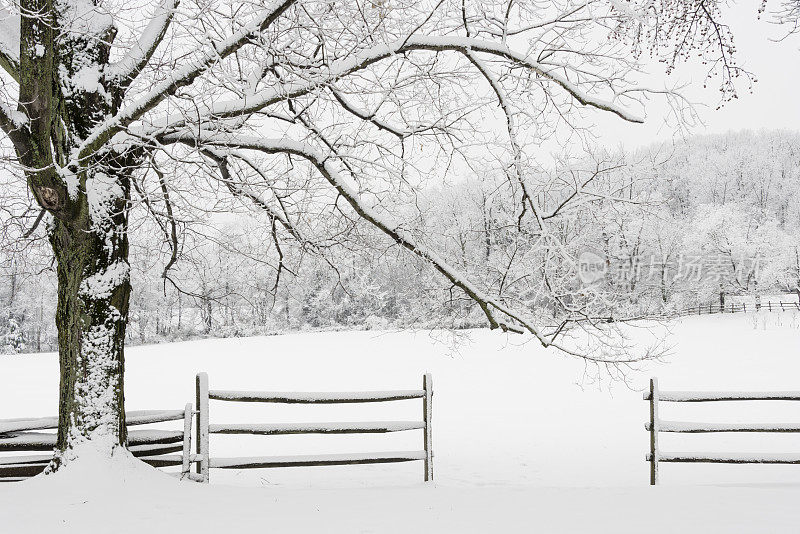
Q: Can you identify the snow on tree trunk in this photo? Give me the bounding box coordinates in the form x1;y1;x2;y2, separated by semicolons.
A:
49;169;131;468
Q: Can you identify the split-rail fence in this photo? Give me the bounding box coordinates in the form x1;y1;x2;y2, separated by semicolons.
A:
0;373;434;484
193;372;433;483
645;377;800;484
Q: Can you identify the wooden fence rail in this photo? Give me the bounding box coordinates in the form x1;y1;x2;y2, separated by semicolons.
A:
194;372;434;483
0;407;201;481
644;377;800;484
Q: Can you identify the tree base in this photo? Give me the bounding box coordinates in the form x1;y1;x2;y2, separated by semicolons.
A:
44;436;140;478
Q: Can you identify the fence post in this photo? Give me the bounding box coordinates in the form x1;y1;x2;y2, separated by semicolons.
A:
181;402;193;479
423;373;434;482
649;377;659;486
196;372;210;483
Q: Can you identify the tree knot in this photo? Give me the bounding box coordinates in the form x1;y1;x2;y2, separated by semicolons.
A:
37;186;62;210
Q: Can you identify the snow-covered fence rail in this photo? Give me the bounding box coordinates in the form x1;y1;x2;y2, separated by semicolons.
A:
0;406;199;481
194;372;434;483
644;378;800;484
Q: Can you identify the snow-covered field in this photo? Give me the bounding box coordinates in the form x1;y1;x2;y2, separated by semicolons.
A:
2;312;800;532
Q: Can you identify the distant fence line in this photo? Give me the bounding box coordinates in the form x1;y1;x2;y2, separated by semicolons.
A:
674;301;800;317
550;300;800;329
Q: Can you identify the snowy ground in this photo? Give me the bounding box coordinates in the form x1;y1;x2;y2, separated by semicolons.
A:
2;311;800;532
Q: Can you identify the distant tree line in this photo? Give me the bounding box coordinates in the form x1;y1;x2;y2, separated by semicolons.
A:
2;129;798;353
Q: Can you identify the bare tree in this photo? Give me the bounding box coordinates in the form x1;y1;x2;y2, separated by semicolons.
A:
765;0;800;34
0;0;717;466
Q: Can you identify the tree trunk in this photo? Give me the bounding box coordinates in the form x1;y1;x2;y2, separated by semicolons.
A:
47;169;132;468
12;0;135;468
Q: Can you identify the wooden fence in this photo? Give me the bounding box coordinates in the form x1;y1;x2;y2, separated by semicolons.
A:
644;377;800;484
194;372;434;483
0;406;199;482
550;300;799;327
674;301;800;317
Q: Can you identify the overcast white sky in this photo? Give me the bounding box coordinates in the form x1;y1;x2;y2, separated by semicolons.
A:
596;2;800;151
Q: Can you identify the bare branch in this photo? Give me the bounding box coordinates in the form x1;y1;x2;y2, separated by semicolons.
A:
153;161;179;286
201;148;310;248
21;209;45;238
330;89;407;138
542;164;626;220
105;0;180;90
0;6;20;81
464;49;542;228
75;0;298;163
163;131;649;363
0;99;26;149
144;34;644;138
0;47;19;82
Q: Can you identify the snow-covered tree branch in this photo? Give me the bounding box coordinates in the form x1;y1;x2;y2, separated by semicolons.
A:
104;0;179;89
0;5;19;81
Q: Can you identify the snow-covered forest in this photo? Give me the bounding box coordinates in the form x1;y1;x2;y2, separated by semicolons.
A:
2;129;798;352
